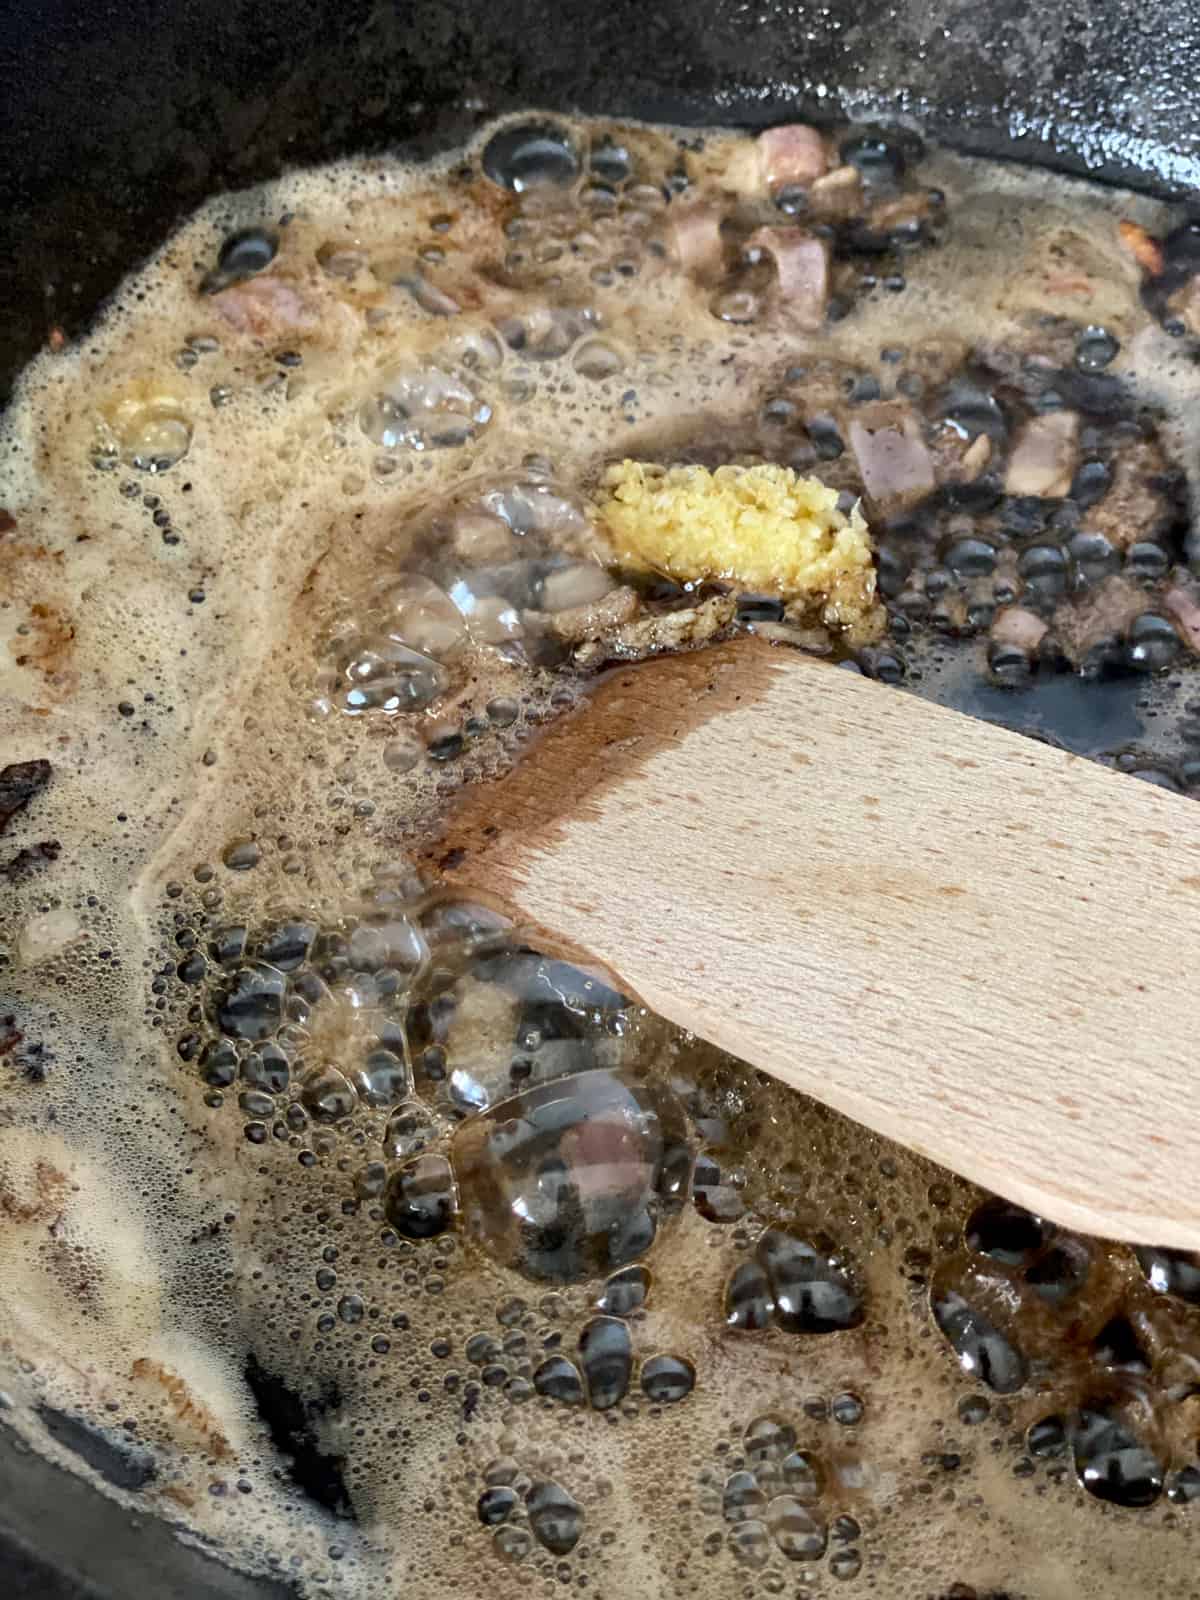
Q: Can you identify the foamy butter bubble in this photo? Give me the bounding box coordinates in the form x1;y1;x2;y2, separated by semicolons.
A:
358;364;492;451
94;380;194;472
0;1129;156;1340
17;906;82;965
0;104;1199;1600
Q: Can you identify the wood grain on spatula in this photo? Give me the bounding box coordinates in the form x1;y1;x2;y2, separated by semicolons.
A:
426;636;1200;1251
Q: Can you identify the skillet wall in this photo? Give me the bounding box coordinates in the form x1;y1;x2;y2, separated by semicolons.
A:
0;0;1198;1593
1;0;1199;407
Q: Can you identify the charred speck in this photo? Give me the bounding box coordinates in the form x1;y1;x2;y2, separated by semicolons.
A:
243;1354;353;1516
14;1040;52;1082
0;760;51;834
0;840;61;881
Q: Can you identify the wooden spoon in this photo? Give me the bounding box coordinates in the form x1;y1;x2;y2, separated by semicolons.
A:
425;636;1200;1250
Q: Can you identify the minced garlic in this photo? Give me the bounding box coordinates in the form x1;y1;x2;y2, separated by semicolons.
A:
594;460;883;643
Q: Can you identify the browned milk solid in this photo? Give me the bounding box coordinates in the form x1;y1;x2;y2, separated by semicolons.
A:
1;115;1198;1598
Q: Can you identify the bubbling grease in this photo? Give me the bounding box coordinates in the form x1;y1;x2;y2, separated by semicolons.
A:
4;110;1200;1600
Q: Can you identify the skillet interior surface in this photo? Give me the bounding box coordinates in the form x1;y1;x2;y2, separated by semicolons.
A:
1;0;1199;1593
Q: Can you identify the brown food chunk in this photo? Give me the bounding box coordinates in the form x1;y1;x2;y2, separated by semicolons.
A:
1118;218;1164;276
1004;412;1079;498
668;203;725;278
1164;582;1200;654
1088;437;1173;550
848;403;936;514
997;223;1142;331
990;606;1049;654
756;124;828;191
866;193;931;233
1167;276;1200;335
929;425;992;484
1052;575;1145;668
573;593;737;668
744;227;829;329
807;164;864;221
525;585;641;645
210;276;319;340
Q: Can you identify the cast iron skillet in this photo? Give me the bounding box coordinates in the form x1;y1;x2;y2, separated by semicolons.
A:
1;0;1198;1592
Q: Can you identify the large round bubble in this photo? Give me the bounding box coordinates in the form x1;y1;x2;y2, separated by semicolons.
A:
452;1067;691;1282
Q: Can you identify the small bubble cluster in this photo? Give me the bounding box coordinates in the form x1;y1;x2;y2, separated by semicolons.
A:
694;1413;864;1578
724;1228;864;1335
528;1269;694;1410
313;470;619;724
477;1456;585;1562
932;1197;1200;1508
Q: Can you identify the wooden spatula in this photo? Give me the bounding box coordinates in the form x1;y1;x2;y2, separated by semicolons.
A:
426;636;1200;1251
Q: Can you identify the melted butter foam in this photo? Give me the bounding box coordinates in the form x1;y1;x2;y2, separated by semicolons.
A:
1;113;1199;1597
